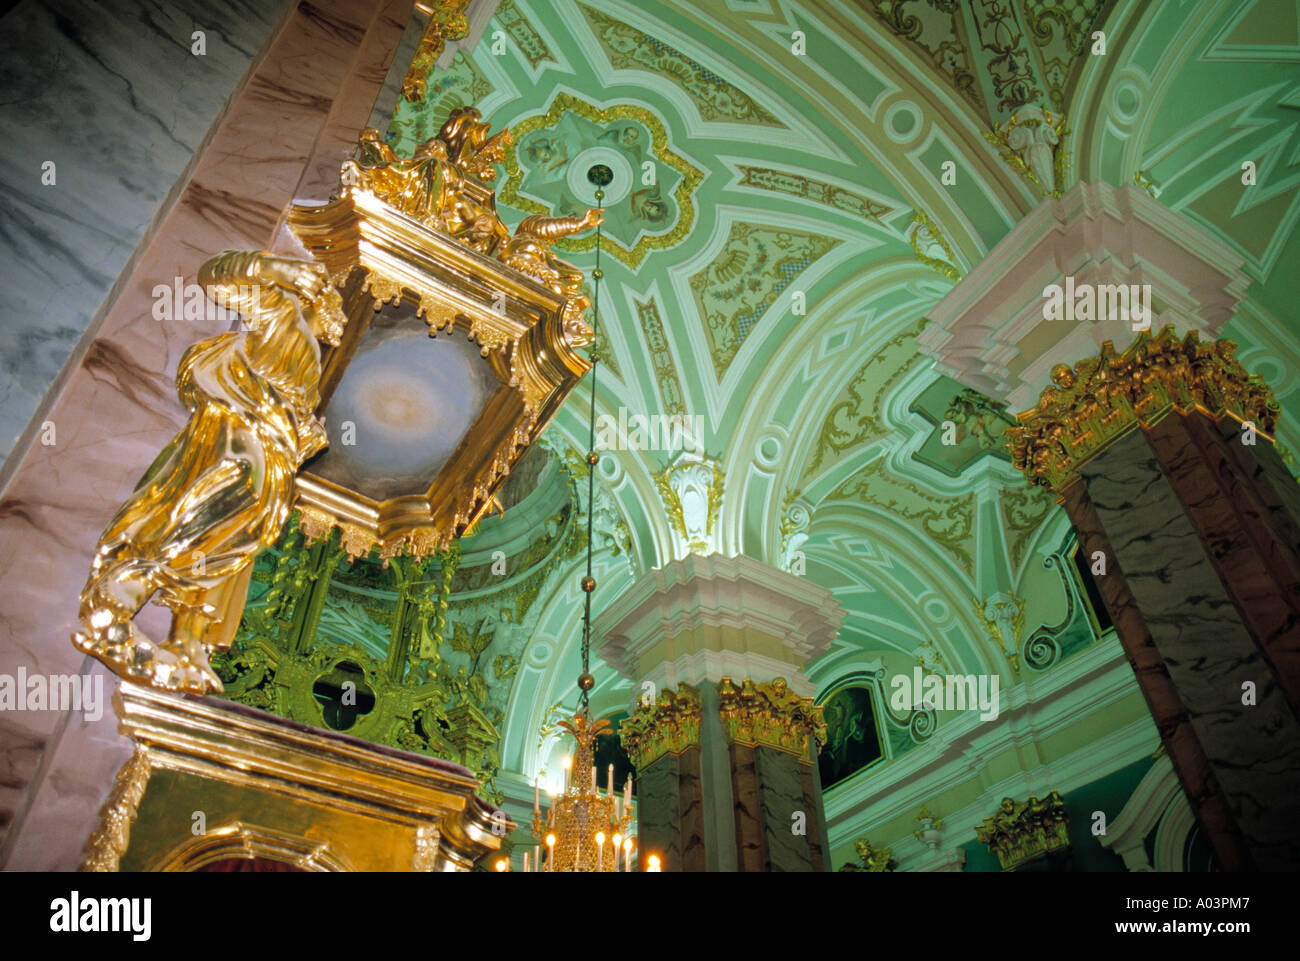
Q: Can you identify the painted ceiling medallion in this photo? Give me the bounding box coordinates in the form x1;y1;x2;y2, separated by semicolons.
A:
501;92;704;269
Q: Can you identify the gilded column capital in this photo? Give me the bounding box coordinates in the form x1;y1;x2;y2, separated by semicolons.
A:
716;676;826;761
974;791;1070;871
1007;327;1280;493
618;683;702;770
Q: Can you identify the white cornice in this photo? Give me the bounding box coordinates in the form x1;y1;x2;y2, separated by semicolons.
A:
919;180;1251;410
824;637;1157;851
592;553;844;681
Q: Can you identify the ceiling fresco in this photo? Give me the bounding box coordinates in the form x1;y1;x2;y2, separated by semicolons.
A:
358;0;1300;782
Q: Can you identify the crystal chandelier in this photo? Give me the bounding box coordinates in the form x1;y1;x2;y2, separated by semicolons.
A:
500;164;654;873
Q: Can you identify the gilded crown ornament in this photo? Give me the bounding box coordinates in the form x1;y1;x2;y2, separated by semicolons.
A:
1006;326;1280;494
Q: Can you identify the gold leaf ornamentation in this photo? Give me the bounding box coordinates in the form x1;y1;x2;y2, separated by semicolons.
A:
618;684;703;770
1007;327;1280;494
716;676;826;760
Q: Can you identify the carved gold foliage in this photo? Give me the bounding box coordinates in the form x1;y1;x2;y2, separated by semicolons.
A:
839;837;895;872
417;297;459;334
81;747;151;872
716;676;826;760
402;0;472;103
1007;327;1280;493
829;456;976;573
975;791;1070;871
806;318;929;476
619;684;702;770
363;271;404;309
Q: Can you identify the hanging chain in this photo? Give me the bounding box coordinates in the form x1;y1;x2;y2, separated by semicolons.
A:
579;188;604;714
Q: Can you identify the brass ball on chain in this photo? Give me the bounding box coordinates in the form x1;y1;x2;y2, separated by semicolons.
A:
587;451;599;466
578;672;595;692
581;575;596;592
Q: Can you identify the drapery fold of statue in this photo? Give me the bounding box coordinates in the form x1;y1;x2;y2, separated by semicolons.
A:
74;251;347;694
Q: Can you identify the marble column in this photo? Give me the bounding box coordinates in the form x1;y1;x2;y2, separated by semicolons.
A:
594;553;842;872
1008;333;1300;871
0;0;414;870
919;179;1298;871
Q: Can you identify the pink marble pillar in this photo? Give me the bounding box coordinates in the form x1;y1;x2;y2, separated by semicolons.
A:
0;0;413;870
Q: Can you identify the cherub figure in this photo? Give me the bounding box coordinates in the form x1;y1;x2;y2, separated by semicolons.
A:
73;251;346;694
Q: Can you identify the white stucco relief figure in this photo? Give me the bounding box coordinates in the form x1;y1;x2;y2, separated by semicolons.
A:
1006;104;1060;195
657;452;724;557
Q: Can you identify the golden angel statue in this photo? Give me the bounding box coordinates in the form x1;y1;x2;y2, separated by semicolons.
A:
73;251;346;694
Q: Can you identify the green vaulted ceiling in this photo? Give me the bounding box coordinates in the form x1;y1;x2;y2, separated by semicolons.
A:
332;0;1300;786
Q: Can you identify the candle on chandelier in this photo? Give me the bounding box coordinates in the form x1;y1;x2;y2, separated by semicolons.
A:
647;854;661;872
623;836;632;872
523;852;529;873
612;834;622;872
624;773;632;808
596;832;605;871
533;844;539;873
545;833;556;872
591;765;597;792
561;756;571;792
607;763;614;797
533;777;540;815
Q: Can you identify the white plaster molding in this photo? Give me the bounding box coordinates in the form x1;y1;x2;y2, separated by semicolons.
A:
1098;754;1181;872
592;553;844;682
823;637;1159;854
1153;791;1197;872
648;649;819;698
918;180;1251;410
